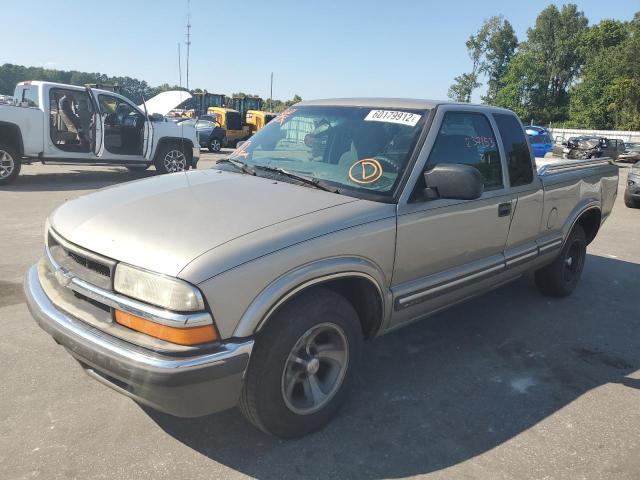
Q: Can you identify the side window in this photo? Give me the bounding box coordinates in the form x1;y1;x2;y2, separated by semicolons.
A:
427;112;503;189
493;113;534;187
21;87;39;107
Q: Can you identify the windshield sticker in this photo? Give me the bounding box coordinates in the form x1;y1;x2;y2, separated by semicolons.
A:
229;140;251;159
364;110;421;127
348;159;383;184
274;108;296;125
465;136;496;149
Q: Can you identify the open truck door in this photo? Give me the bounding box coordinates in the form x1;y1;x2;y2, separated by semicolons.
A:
86;87;104;157
141;97;154;161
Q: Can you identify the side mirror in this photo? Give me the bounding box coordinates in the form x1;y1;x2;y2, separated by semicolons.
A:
236;141;246;149
423;163;484;200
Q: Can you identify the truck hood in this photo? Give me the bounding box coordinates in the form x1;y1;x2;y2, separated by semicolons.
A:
139;90;191;116
49;169;360;278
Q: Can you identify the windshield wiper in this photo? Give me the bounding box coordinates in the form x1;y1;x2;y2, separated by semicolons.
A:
216;158;256;175
254;165;340;193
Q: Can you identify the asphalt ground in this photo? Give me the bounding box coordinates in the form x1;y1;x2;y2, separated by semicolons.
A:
0;153;638;479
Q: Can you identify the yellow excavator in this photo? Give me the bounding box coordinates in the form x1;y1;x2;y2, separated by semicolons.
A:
246;110;278;133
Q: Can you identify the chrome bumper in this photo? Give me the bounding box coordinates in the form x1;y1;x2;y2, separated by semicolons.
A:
24;264;254;417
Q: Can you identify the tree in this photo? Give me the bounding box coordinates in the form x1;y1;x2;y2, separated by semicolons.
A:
494;4;589;124
448;16;517;103
448;72;480;102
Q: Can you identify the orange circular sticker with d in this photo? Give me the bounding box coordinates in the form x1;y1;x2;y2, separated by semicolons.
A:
348;159;383;184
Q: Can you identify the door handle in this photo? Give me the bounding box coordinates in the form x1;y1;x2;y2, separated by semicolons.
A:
498;202;512;217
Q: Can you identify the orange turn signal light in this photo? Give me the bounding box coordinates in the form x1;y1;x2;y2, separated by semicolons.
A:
114;310;218;346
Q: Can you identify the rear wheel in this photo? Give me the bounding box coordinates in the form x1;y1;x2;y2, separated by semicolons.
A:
208;138;222;153
535;225;587;298
154;143;190;174
0;145;21;186
239;288;362;438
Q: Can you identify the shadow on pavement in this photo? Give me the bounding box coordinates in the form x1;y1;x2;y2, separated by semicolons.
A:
4;167;156;192
147;254;639;479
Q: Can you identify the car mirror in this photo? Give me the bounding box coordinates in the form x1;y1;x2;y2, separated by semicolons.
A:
423;163;484;200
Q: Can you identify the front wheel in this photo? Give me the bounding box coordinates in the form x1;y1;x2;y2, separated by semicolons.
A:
208;138;222;153
239;288;362;438
535;225;587;298
0;145;21;186
154;143;190;174
624;192;640;209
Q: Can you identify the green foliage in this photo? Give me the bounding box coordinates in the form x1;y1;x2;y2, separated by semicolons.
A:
454;4;639;129
448;16;517;103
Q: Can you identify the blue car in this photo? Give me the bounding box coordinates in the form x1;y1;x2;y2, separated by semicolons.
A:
526;126;553;157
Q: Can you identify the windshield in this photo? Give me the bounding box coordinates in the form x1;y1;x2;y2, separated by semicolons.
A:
225;106;428;197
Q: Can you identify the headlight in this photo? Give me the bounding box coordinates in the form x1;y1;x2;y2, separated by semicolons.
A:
114;263;205;311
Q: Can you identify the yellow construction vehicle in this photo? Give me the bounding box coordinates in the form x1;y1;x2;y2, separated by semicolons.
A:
246;110;277;133
206;106;251;147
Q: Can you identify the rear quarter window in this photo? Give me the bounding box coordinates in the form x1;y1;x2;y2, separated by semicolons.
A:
493;113;533;187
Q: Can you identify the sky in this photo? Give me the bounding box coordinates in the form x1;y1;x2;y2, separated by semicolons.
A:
2;0;638;102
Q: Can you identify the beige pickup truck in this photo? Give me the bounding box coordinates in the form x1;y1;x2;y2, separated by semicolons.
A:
24;99;618;438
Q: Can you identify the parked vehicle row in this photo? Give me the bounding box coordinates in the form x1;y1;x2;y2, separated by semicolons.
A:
0;81;200;185
24;98;618;438
548;135;626;161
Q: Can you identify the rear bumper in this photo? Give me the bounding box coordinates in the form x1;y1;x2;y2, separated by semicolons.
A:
24;265;253;417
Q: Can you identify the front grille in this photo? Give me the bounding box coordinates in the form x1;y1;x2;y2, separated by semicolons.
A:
47;230;115;290
67;250;111;278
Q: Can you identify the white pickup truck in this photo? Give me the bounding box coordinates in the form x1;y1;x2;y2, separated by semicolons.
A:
0;81;200;185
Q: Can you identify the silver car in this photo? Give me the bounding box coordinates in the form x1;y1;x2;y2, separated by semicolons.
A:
25;99;618;438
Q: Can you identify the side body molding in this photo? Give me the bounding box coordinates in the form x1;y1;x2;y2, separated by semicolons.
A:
232;256;391;338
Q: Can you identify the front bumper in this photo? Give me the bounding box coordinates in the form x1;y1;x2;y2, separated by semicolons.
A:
24;265;253;417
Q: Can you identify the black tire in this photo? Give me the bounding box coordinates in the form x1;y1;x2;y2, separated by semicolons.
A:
239;288;363;438
125;165;150;172
153;143;190;174
208;137;222;153
624;192;640;209
535;225;587;298
0;145;21;186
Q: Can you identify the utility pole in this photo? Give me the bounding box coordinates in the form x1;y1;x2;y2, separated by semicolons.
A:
177;43;182;89
185;0;191;91
269;72;273;111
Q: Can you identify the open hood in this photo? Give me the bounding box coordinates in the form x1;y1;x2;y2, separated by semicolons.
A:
139;90;191;116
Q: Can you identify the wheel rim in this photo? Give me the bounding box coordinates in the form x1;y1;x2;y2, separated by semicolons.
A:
0;149;15;179
211;140;221;151
281;322;349;415
563;241;584;282
163;149;186;172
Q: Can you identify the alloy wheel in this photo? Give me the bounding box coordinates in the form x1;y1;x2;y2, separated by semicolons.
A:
163;149;187;172
281;322;349;415
0;149;14;179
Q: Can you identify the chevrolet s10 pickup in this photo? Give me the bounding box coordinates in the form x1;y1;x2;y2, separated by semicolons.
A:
24;99;618;438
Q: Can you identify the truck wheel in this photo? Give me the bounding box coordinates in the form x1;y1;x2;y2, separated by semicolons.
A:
208;138;222;153
154;143;190;174
0;145;21;186
239;288;363;438
624;192;640;209
535;225;586;298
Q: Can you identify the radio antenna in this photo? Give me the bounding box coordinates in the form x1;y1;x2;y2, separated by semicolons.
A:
177;43;182;89
185;0;191;91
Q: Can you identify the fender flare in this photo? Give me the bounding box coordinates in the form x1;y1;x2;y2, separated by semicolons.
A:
232;256;392;338
0;121;25;154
